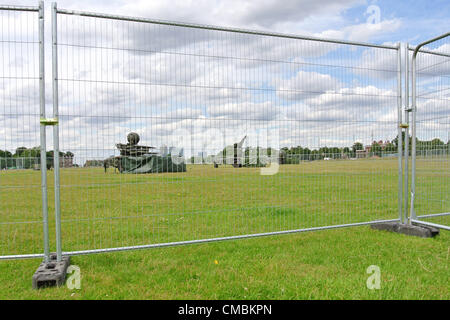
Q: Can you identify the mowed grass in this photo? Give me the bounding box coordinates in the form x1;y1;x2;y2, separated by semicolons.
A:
0;157;449;299
0;226;449;299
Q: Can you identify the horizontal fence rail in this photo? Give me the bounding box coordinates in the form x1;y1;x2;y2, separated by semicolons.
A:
56;8;399;50
50;7;402;256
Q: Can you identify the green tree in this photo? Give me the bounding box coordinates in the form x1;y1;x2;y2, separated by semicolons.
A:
352;142;363;157
14;147;27;157
392;133;411;152
384;142;396;153
0;150;13;169
371;142;382;157
65;151;74;158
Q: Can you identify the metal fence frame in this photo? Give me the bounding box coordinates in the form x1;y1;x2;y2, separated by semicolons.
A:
409;32;450;231
2;2;448;262
0;2;50;261
50;4;402;260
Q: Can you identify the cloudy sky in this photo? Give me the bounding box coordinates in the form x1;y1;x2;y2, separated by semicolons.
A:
1;0;449;164
31;0;450;44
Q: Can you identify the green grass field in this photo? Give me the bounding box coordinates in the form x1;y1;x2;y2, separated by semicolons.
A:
0;157;448;299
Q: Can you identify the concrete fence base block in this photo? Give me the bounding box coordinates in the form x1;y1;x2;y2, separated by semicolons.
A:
32;253;70;289
370;222;439;238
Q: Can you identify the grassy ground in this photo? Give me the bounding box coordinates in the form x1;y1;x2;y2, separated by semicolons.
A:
0;158;448;299
0;226;448;299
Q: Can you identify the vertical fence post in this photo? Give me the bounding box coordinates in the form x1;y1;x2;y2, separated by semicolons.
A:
410;46;417;222
403;43;410;224
38;1;50;263
52;2;62;262
397;43;403;223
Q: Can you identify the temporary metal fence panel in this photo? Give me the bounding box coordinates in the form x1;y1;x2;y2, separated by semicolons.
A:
52;6;401;256
410;33;450;230
0;3;48;260
0;3;447;262
1;4;448;263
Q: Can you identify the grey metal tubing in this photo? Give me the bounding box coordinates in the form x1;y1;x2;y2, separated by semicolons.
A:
396;43;403;223
0;218;400;260
38;1;49;263
52;2;62;262
417;212;450;219
411;219;450;231
0;5;38;11
410;32;450;222
0;253;44;260
403;43;410;224
61;219;401;256
55;8;397;50
408;46;450;59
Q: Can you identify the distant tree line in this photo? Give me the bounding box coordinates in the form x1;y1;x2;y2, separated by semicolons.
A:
191;134;449;165
0;147;74;170
392;133;450;155
278;134;449;164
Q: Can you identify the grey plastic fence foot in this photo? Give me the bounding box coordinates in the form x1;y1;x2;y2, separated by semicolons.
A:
370;222;439;238
32;253;70;289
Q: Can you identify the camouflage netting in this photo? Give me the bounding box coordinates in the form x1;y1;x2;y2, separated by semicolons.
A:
118;155;186;174
111;132;186;174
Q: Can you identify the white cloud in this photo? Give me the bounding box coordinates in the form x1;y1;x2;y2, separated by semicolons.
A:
2;0;448;163
275;71;341;100
118;0;361;30
318;19;402;43
355;47;398;80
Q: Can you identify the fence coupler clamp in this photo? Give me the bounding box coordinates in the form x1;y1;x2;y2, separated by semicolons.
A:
399;123;409;129
40;118;59;126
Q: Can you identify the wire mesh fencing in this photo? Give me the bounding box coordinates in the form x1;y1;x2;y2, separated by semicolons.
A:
411;34;450;229
0;4;46;259
52;7;402;255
